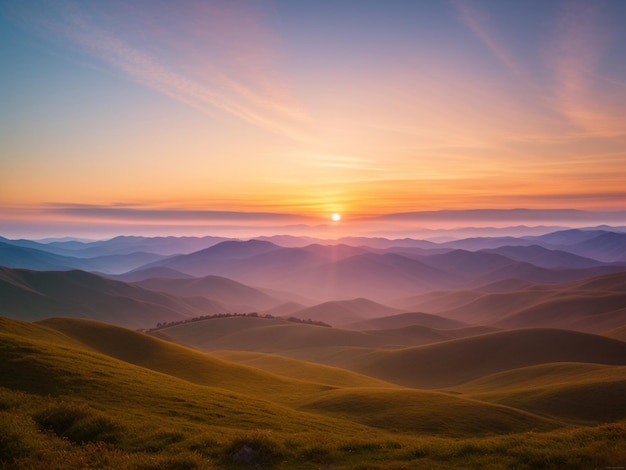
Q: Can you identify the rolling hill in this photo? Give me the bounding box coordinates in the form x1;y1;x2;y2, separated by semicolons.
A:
0;267;227;328
339;329;626;389
289;298;402;326
455;362;626;423
134;274;282;310
343;311;467;330
2;315;626;467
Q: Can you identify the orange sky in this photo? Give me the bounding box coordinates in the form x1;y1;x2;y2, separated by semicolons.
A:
1;1;626;237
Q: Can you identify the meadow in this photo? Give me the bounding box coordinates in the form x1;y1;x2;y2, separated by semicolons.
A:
2;316;625;469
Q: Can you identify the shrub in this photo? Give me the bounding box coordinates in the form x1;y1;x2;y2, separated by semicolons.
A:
0;411;39;464
34;401;122;444
225;429;284;465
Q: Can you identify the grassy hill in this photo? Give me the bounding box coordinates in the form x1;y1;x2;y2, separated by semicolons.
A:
455;362;626;423
343;311;467;330
332;329;626;389
2;316;626;468
289;298;401;326
152;315;476;354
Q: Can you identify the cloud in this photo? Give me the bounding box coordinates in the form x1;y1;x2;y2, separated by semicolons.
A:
39;203;314;224
548;1;626;137
453;0;525;77
4;0;312;142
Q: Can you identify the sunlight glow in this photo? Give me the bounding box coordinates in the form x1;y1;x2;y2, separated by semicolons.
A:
331;213;341;222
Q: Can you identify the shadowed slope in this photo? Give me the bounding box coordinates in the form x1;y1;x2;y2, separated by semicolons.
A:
455;363;626;423
212;350;394;388
37;318;331;404
301;388;557;436
0;267;225;328
134;274;281;310
0;317;363;437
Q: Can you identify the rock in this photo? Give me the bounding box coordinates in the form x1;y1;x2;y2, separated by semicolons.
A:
233;445;255;464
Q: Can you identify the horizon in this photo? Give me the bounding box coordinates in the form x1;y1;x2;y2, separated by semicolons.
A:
2;0;626;236
2;207;626;240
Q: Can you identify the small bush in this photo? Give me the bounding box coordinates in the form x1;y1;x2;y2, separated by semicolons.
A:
226;429;284;465
0;411;39;464
299;445;333;464
34;401;122;444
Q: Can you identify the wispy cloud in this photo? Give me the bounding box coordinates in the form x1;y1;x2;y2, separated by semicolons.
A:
453;0;525;77
548;1;626;137
5;0;311;142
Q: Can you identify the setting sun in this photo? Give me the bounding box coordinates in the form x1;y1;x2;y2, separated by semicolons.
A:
331;213;341;222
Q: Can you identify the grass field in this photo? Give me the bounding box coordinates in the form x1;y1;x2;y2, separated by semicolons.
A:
2;316;626;469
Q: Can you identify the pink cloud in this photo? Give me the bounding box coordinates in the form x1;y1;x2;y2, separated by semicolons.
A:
8;0;312;142
453;0;526;78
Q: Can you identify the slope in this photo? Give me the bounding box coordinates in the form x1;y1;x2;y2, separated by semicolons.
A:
0;267;226;328
455;363;626;423
134;274;281;310
151;315;475;354
289;298;402;326
335;329;626;389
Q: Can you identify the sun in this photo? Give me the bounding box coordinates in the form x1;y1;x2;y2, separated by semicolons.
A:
331;213;341;222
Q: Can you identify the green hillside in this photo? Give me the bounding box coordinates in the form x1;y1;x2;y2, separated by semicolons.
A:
455;362;626;423
3;316;626;469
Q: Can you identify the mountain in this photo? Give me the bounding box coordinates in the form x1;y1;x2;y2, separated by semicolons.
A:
0;267;227;328
523;229;611;246
480;245;606;269
134;274;281;310
111;266;194;282
417;249;517;278
440;236;536;250
0;240;169;274
283;253;455;301
0;241;87;271
142;239;281;276
568;232;626;262
43;234;232;257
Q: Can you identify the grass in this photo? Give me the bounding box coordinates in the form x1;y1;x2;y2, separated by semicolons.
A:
455;362;626;423
2;316;626;469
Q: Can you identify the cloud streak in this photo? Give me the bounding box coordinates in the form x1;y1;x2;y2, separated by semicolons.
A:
549;1;626;137
7;0;312;142
453;0;525;77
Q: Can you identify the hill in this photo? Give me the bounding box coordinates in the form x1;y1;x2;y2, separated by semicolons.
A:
2;316;626;468
134;274;281;310
344;311;466;330
400;271;626;332
289;298;401;326
455;363;626;423
150;315;482;355
340;329;626;389
0;267;227;328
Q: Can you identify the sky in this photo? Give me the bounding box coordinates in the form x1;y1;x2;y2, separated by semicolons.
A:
1;0;626;238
